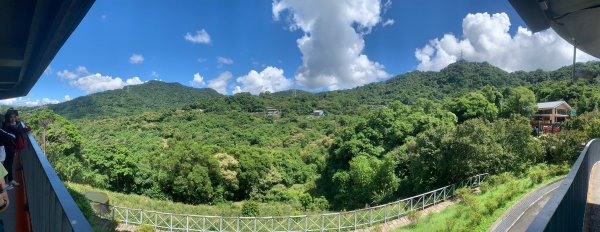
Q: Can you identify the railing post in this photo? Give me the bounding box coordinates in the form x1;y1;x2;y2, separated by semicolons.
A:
140;209;143;225
338;213;341;231
305;215;308;232
369;208;373;226
220;217;223;232
126;208;129;225
237;217;240;232
354;211;357;230
186;215;189;232
254;217;257;232
384;205;388;223
397;201;401;218
321;214;325;232
203;216;206;232
170;213;174;231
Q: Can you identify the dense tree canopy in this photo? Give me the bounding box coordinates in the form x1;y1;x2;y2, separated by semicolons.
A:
16;61;600;212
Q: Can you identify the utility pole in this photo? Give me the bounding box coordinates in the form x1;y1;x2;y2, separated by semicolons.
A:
572;41;577;84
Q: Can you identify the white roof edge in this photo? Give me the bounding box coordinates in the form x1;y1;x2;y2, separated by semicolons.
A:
536;100;572;110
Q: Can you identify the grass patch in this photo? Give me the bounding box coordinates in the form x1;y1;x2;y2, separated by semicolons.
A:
394;163;569;232
66;182;316;218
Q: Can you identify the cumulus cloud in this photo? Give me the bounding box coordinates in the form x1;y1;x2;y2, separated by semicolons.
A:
217;56;234;67
185;29;211;44
273;0;388;90
151;71;160;78
382;19;394;27
415;12;598;72
208;71;232;94
64;95;72;101
57;66;88;80
57;66;144;93
0;97;61;107
191;73;205;87
129;54;144;64
233;66;293;95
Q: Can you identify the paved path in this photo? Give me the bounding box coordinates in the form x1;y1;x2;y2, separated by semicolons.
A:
488;180;562;232
585;163;600;232
353;199;460;232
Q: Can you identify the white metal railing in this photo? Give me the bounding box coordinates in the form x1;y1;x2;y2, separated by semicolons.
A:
92;174;487;231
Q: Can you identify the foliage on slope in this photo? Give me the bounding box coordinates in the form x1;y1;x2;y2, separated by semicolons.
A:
48;80;221;119
22;61;600;213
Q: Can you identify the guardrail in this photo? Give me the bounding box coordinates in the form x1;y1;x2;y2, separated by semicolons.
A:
527;139;600;231
93;174;487;231
22;133;93;231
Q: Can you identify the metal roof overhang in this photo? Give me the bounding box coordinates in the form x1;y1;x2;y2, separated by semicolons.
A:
509;0;600;58
0;0;95;100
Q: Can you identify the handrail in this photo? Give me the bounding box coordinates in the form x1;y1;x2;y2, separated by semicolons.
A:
91;174;487;231
22;132;93;231
527;139;600;231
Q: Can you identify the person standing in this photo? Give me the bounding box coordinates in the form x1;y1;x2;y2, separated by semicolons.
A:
2;111;18;186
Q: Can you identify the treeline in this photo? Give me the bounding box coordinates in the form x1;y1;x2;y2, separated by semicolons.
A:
21;61;600;212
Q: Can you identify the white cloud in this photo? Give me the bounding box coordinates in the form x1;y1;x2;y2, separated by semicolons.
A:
64;95;72;101
273;0;388;90
382;19;394;27
185;29;211;44
0;97;61;107
71;74;143;93
57;66;88;80
415;12;598;72
151;71;160;78
191;73;205;87
57;66;145;93
217;56;234;67
233;66;293;95
129;54;144;64
208;71;232;95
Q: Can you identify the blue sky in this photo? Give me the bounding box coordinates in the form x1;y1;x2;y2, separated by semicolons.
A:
6;0;597;106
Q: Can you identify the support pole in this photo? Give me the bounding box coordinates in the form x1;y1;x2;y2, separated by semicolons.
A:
572;43;577;84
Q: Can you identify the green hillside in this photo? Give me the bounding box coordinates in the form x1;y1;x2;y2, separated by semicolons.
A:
48;80;221;119
22;61;600;220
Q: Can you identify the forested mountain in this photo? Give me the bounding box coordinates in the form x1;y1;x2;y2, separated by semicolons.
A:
22;61;600;214
48;80;221;119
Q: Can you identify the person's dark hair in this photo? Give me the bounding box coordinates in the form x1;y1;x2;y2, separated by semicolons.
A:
5;108;17;117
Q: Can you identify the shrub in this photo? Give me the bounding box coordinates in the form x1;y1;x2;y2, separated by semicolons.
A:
312;196;330;211
483;198;500;215
299;194;312;211
529;166;548;184
455;188;475;208
135;224;155;232
407;210;421;224
241;201;260;216
479;182;491;193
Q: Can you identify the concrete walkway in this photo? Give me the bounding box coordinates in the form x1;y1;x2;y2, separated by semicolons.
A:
353;199;460;232
488;179;562;232
585;163;600;232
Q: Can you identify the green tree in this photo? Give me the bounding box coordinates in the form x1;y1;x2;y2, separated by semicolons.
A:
501;87;537;118
449;92;498;123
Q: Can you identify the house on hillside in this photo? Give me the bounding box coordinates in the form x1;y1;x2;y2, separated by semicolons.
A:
266;107;280;117
532;100;575;125
313;110;325;117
